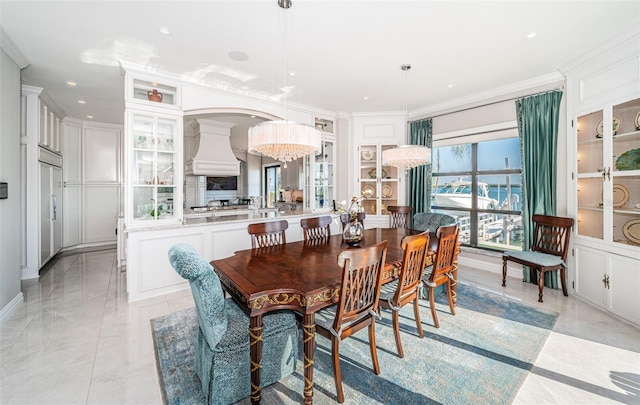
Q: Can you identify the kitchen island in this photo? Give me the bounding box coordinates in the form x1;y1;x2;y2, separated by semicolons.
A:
125;209;342;302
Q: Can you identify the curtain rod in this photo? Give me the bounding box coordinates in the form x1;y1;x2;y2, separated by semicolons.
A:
417;86;564;121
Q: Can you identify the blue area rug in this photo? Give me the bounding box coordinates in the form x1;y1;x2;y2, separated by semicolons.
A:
151;283;558;404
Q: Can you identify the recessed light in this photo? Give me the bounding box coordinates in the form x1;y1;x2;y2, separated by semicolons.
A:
66;81;77;87
363;96;369;100
228;50;249;62
288;71;297;77
78;100;86;104
526;32;537;39
86;115;94;119
250;115;256;118
159;26;171;35
447;84;454;88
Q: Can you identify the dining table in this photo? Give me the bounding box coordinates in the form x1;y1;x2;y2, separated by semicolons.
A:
210;227;457;404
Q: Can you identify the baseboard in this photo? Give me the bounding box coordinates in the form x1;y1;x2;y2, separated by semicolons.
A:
61;242;116;253
21;266;39;280
0;292;24;324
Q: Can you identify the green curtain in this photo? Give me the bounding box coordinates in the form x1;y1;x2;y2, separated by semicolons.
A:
408;119;432;214
515;90;563;287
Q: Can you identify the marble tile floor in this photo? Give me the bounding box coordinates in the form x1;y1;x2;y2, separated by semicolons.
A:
0;248;638;404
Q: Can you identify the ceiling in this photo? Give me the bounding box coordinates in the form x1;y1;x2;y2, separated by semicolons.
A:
2;1;639;126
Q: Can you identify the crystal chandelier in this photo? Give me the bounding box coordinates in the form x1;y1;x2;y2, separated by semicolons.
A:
382;144;431;170
382;64;431;171
248;0;321;167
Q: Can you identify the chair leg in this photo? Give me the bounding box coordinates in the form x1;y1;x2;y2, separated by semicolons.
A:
429;286;440;328
413;297;424;339
446;279;455;316
502;257;508;287
560;267;569;296
537;270;545;303
368;321;381;375
391;310;404;358
331;337;344;403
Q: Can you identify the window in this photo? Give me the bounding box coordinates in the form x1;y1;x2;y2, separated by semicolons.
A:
431;137;523;251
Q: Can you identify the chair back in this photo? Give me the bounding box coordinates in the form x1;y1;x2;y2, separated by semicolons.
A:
387;206;413;229
391;232;429;306
339;212;366;230
428;224;460;283
168;243;227;349
300;216;332;241
530;214;574;262
413;212;456;233
248;219;288;248
333;241;388;333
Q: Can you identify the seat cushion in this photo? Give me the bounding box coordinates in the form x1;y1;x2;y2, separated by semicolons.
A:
379;280;399;303
219;298;298;353
504;251;564;267
315;304;372;338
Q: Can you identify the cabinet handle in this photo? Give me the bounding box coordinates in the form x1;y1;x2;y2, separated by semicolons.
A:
606;167;611;181
601;274;610;289
52;194;57;220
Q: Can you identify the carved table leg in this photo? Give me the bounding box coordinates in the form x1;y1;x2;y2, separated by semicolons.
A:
249;315;264;404
302;313;316;405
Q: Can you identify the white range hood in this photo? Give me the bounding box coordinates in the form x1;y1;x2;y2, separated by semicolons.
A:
185;119;240;177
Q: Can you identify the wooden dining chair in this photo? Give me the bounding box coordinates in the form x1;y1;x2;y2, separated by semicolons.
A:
247;219;288;248
422;224;459;328
502;214;574;302
314;240;388;403
378;231;429;358
300;216;332;241
387;205;413;229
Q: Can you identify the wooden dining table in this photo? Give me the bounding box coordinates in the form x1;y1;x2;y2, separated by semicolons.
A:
210;227;457;404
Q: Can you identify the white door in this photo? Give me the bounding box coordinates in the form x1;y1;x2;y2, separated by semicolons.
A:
608;254;640;325
574;245;607;309
52;166;63;254
40;163;52;265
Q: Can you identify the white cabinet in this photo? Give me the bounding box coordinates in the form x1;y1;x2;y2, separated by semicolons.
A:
357;144;401;218
566;30;640;326
125;109;183;227
303;137;335;212
62;120;123;247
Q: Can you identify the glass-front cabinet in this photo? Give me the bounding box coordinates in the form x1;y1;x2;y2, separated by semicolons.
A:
576;97;640;247
126;110;182;226
358;144;400;216
304;138;335;212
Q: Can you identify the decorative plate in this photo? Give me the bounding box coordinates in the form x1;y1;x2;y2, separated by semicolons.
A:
368;168;387;179
615;148;640;171
361;150;373;161
635;111;640;131
595;115;622;138
612;184;629;208
361;185;375;198
381;185;393;198
622;219;640;244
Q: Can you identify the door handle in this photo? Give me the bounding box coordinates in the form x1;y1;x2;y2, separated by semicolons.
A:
52;194;57;220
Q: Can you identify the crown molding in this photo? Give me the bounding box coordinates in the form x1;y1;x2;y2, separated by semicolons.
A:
0;28;29;69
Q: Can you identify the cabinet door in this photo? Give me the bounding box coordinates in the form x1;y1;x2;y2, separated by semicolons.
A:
608;254;640;325
63;184;82;246
84;125;121;183
574;245;607;308
358;144;399;216
84;185;119;243
40;164;52;265
52;167;63;254
576;110;604;241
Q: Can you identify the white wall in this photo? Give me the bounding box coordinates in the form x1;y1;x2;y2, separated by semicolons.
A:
0;48;23;318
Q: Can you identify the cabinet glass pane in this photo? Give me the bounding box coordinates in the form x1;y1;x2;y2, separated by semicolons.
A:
613;175;640;246
577;111;603;174
157;118;176;151
133;115;154;149
577;178;603;239
134;151;154;185
132;79;177;106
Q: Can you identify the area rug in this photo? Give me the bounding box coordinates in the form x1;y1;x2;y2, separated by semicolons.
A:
151;283;558;404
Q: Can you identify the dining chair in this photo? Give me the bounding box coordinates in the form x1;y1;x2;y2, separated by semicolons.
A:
378;231;429;358
300;215;332;241
502;214;574;302
167;243;298;404
413;212;456;233
247;219;288;248
387;205;413;229
314;240;388;403
422;224;459;328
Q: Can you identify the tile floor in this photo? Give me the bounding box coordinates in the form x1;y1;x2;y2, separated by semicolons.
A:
1;248;638;404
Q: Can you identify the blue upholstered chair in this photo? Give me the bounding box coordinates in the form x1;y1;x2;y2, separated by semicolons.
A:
413;212;457;233
168;244;298;405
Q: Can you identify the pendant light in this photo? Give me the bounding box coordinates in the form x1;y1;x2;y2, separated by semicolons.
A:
248;0;321;168
382;64;431;170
